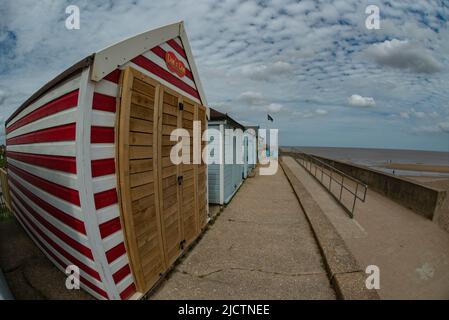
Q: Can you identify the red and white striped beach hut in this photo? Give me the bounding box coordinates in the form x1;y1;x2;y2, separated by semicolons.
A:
4;22;209;300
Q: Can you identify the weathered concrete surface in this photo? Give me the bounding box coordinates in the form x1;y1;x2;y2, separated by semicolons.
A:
280;157;378;300
151;167;336;299
332;272;379;300
407;176;449;234
208;204;222;221
0;218;92;300
284;156;449;300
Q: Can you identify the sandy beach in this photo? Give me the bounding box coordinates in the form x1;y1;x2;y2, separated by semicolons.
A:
382;163;449;174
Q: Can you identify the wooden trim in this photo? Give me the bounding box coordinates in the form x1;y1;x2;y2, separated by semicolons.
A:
154;84;167;267
0;168;12;211
177;96;185;243
153;78;168;273
193;104;200;232
197;104;209;225
117;67;146;293
91;23;181;82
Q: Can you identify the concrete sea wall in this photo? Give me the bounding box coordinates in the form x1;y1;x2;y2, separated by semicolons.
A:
314;155;447;220
281;150;447;223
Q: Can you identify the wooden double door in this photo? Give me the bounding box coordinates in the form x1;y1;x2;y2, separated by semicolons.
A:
116;67;208;294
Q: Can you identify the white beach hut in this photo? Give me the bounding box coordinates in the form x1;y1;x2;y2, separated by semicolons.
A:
4;22;209;300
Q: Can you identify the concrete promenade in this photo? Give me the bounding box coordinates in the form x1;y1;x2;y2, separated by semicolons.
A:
152;167;336;299
283;156;449;299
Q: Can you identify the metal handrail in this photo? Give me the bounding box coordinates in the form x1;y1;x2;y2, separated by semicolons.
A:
294;152;368;218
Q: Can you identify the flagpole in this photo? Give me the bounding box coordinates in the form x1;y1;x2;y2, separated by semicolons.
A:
266;114;271;157
267;115;270;157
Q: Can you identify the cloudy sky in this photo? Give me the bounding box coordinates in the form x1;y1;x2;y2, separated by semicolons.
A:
0;0;448;151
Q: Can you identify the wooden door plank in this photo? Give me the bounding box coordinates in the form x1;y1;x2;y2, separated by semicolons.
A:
116;66;147;293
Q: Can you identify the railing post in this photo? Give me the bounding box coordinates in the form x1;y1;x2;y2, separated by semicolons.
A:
351;183;359;216
292;152;367;219
339;176;344;200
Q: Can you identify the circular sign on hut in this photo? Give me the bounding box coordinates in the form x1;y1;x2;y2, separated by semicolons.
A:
165;51;186;78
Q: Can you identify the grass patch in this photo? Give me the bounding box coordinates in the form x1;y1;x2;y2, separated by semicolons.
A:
0;206;12;221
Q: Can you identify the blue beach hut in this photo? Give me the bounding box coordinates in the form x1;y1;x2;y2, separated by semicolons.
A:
207;108;248;205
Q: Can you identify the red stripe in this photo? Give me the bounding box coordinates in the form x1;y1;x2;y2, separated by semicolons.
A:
99;217;121;239
80;276;109;299
104;69;121;84
6;90;79;135
92;158;115;177
94;189;118;210
11;189;93;259
14;209;107;299
93;92;116;112
7;151;76;174
8;176;86;234
151;46;194;81
120;283;136;300
12;201;102;283
15;212;107;299
8;163;80;206
167;39;187;59
6;123;76;146
91;126;115;143
113;264;131;284
106;242;126;263
131;55;200;100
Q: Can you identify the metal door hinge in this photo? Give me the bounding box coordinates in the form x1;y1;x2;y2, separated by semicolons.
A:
177;176;183;185
179;239;186;250
178;102;184;111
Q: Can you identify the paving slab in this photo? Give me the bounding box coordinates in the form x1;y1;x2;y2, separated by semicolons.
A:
284;155;449;299
152;167;336;300
280;157;377;300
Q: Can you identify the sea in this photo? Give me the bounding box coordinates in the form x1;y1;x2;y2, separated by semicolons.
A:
286;146;449;177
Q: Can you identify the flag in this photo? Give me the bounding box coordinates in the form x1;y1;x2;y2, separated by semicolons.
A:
267;114;274;122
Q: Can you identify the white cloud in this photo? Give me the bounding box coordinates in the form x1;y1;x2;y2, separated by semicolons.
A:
265;103;283;113
0;1;448;150
242;61;292;81
412;120;449;134
315;108;328;115
293;108;329;118
365;39;442;74
237;91;265;105
348;94;376;108
0;89;6;105
410;108;426;119
399;108;434;119
438;122;449;133
399;111;410;119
